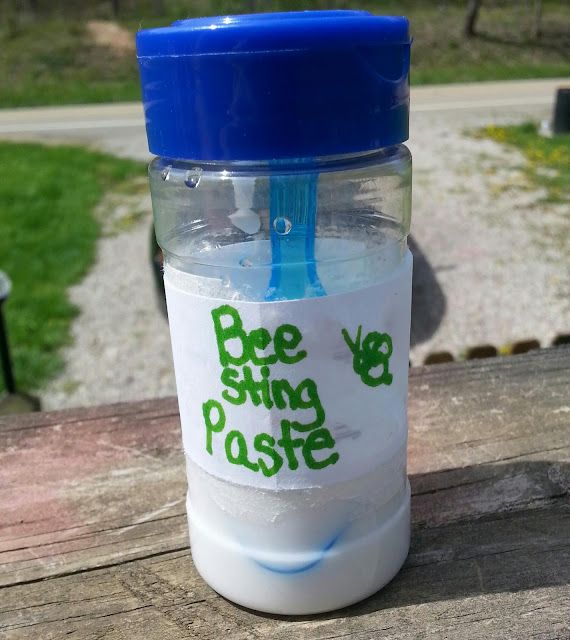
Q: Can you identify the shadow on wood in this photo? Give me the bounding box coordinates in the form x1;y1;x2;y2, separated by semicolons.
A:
250;458;570;623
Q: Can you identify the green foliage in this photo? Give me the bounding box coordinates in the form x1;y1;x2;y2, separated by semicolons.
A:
476;122;570;204
0;19;139;107
0;1;569;107
0;143;144;392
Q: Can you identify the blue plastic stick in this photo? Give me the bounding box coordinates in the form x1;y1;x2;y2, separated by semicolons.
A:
265;171;326;301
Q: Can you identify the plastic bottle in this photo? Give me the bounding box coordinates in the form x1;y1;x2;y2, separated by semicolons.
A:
137;10;412;615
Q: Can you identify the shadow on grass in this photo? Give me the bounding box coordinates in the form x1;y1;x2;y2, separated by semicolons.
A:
475;30;570;54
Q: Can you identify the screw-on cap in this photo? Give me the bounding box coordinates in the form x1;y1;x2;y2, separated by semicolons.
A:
137;11;411;161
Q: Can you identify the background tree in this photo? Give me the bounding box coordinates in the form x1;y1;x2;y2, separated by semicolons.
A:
464;0;483;38
533;0;543;39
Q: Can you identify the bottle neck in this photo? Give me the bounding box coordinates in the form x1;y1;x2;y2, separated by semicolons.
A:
152;145;407;177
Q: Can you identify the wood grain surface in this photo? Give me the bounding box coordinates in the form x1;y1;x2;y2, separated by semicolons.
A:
1;348;569;639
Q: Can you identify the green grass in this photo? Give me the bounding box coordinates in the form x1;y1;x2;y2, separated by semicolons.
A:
402;0;570;85
475;122;570;204
0;0;569;107
0;20;140;107
0;142;144;392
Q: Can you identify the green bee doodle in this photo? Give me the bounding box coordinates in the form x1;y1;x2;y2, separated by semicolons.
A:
341;325;393;387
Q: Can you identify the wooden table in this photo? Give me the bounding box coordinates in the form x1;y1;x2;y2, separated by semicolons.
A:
1;348;569;639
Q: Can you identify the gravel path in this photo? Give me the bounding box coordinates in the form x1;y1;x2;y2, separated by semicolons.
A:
42;196;176;410
408;116;569;363
14;88;567;409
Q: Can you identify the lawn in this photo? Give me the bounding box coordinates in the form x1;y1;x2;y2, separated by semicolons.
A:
0;0;569;108
0;143;144;393
477;122;570;204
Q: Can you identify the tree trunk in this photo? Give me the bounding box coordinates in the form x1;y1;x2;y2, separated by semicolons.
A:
111;0;120;18
532;0;542;39
464;0;483;38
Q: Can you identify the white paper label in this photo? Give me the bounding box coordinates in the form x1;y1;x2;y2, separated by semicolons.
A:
165;250;413;490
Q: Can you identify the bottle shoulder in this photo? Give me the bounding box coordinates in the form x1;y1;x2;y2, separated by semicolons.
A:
149;145;411;179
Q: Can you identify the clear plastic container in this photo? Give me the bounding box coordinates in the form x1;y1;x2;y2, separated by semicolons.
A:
151;148;411;297
150;148;412;613
138;10;413;614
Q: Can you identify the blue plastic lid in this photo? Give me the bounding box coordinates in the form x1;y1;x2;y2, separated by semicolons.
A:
137;11;411;161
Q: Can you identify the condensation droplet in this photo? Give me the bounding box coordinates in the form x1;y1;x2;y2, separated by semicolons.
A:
185;168;202;188
221;275;230;287
239;257;253;268
273;216;292;235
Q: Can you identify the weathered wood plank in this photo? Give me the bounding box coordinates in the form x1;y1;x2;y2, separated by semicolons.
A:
407;348;570;475
0;348;569;638
1;503;569;639
2;348;568;585
0;398;186;586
